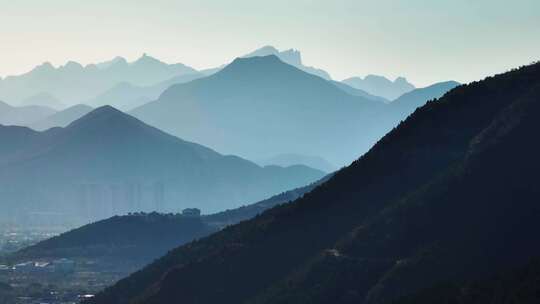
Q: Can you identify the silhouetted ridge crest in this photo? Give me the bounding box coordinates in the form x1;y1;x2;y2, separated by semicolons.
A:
219;55;286;74
66;105;132;129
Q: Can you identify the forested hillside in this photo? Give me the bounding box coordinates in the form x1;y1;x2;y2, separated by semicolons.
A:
88;62;540;304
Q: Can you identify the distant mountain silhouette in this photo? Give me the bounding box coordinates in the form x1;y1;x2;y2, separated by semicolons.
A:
88;72;205;111
29;104;93;131
343;75;415;100
0;100;57;126
19;92;65;110
95;56;128;70
331;80;390;103
0;54;197;106
389;80;460;118
393;80;459;103
243;46;332;80
88;62;540;304
131;55;400;166
257;153;337;173
0;106;324;225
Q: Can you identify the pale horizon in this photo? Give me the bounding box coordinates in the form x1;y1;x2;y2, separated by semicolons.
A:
1;0;539;86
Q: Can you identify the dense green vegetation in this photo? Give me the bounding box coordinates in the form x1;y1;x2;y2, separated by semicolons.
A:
87;61;540;304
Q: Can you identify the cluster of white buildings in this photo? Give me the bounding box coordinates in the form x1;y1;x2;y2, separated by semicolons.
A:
3;258;76;274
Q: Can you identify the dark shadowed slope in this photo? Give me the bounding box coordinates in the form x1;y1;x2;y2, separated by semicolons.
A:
89;61;540;304
131;55;390;167
29;104;94;131
395;258;540;304
0;106;324;224
249;75;540;304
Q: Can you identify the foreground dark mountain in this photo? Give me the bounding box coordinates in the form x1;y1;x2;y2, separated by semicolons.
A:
89;62;540;304
0;106;324;224
0;100;56;126
396;258;540;304
131;55;417;166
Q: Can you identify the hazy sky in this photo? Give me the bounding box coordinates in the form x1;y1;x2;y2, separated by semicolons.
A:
1;0;539;86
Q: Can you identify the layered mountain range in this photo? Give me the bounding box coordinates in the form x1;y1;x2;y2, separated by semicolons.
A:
0;106;324;224
88;61;540;304
0;54;196;106
0;46;419;111
130;55;454;167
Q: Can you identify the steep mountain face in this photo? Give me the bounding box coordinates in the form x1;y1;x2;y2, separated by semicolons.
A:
395;258;540;304
250;80;540;304
89;62;540;304
243;46;332;80
29;104;94;131
0;106;324;225
0;54;197;106
131;55;394;167
343;75;415;100
0;100;57;126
